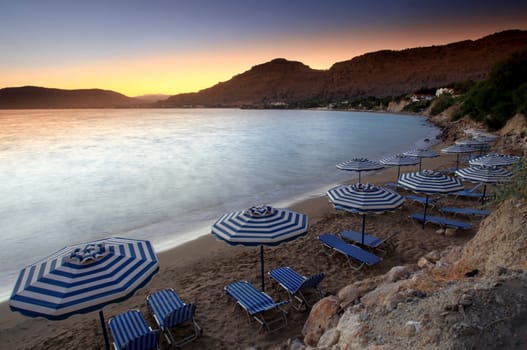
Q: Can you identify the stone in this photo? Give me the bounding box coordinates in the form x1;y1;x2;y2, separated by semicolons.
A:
287;338;305;350
404;320;421;336
435;228;445;235
445;228;457;237
337;284;361;309
418;257;434;269
317;327;340;348
425;250;441;262
336;308;368;349
302;296;340;347
385;265;412;283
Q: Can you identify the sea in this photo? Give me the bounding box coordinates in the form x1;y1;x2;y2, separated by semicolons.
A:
0;108;440;301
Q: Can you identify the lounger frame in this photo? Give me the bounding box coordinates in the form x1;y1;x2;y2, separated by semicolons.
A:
224;280;289;332
268;267;324;310
319;233;381;270
146;288;201;347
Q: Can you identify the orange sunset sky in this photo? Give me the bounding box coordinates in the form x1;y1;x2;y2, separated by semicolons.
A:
1;1;526;97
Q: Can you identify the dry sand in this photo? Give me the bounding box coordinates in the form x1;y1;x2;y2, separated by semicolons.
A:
0;142;486;349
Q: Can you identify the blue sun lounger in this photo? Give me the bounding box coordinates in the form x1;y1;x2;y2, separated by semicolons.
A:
108;310;160;350
404;195;440;207
340;230;398;252
452;183;488;200
409;213;472;230
268;267;324;310
318;233;381;270
224;280;289;332
146;289;201;347
439;207;491;217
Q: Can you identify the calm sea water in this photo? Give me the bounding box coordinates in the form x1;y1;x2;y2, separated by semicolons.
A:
0;108;439;301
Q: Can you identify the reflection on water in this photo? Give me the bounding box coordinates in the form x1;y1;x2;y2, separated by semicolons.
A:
0;108;439;300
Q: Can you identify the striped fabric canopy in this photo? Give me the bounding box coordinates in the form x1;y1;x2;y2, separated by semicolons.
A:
441;144;479;169
455;165;513;184
398;170;463;228
336;158;384;182
403;149;439;171
380;154;420;178
327;183;404;245
468;153;520;167
211;205;308;246
327;183;404;214
212;205;308;291
10;237;159;320
398;169;464;194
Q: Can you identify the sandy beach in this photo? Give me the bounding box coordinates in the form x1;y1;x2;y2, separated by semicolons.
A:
0;141;484;349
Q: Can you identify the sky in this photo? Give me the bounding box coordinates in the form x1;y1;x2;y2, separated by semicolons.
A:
1;0;526;96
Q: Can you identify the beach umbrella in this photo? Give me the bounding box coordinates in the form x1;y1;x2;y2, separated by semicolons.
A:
468;153;521;167
441;144;478;170
336;158;385;182
398;170;464;228
455;138;490;155
9;237;159;350
211;205;308;291
455;165;513;204
380;154;420;180
327;183;404;245
403;149;439;171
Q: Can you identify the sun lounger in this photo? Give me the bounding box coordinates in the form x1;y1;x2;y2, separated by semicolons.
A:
268;267;324;310
224;280;289;332
409;213;472;230
108;309;160;350
404;195;439;207
439;207;491;217
146;288;201;347
318;233;381;270
452;183;488;199
340;230;398;252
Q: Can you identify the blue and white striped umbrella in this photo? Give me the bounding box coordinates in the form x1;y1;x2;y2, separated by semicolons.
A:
456;165;513;204
380;154;420;179
211;205;308;290
404;149;439;171
441;144;478;169
9;237;159;349
398;170;464;228
327;183;404;245
336;158;384;183
468;153;521;167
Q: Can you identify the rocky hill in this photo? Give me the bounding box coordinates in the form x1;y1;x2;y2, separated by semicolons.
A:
162;30;527;108
0;86;140;108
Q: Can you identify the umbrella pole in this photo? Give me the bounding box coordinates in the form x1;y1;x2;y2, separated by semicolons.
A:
419;158;422;172
361;215;366;246
260;245;265;291
358;172;361;183
99;309;110;350
397;166;401;180
422;195;429;229
481;184;487;205
456;154;460;170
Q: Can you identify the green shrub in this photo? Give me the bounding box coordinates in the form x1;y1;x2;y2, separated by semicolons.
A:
430;94;455;116
490;160;527;205
453;50;527;130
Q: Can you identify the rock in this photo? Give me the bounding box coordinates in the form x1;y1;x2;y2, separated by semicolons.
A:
418;257;434;269
287;338;305;350
302;296;340;347
458;293;473;308
317;327;340;348
404;320;421;336
385;265;412;283
337;284;361;309
435;228;445;235
445;228;457;237
425;250;441;262
336;308;368;348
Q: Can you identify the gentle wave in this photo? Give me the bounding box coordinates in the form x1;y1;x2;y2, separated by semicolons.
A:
0;108;440;301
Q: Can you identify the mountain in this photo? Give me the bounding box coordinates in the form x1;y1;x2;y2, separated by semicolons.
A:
159;58;327;107
0;86;139;109
133;94;170;103
162;30;527;107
